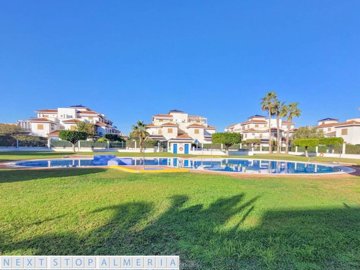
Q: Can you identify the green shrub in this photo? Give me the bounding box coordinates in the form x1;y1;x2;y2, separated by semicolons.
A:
346;144;360;154
212;133;242;150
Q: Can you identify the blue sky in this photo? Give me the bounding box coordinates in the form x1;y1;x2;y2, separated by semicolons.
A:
0;0;359;134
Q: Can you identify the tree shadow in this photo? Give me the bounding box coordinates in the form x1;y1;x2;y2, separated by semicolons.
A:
348;165;360;177
1;194;360;269
0;168;107;184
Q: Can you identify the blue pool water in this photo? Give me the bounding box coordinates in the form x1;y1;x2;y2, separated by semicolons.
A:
14;156;343;174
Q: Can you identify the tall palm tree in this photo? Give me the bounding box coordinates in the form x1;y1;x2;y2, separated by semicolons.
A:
274;101;285;153
131;121;149;153
281;102;301;154
261;91;278;154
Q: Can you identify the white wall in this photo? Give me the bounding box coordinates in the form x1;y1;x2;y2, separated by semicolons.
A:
336;126;360;145
30;122;51;137
58;108;77;120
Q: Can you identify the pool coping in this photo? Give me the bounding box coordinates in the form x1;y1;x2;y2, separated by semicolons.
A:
3;156;357;176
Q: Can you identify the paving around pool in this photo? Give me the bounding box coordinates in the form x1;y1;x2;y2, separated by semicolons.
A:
6;155;356;175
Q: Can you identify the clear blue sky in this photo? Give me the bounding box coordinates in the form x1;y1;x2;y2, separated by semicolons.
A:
0;0;359;134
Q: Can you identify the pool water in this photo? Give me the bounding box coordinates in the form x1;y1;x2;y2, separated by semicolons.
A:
14;156;343;174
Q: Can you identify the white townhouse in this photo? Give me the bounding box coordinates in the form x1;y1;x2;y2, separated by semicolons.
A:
225;115;295;147
317;117;360;145
18;105;121;138
146;110;216;154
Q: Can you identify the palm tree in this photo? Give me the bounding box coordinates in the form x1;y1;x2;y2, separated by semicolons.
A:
131;121;149;153
261;91;278;153
281;102;301;154
274;101;285;153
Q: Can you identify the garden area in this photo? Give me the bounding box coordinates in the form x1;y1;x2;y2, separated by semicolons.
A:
0;152;360;269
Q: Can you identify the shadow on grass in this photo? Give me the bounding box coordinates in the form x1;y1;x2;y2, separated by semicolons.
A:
0;168;107;184
2;195;360;269
348;165;360;177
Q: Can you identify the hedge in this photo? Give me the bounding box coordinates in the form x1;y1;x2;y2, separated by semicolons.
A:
0;135;47;147
345;144;360;154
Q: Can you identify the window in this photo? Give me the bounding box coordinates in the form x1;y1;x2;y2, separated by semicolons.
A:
37;124;44;130
255;124;259;128
194;129;199;134
158;129;162;135
341;129;348;135
168;128;173;133
328;128;331;131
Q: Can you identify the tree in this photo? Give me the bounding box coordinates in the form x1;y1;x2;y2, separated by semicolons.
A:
243;139;261;150
281;102;301;154
293;126;324;139
319;137;344;153
104;134;124;142
274;100;285;153
76;122;96;139
293;138;319;157
0;124;30;147
212;132;242;151
59;130;88;152
130;121;149;153
261;91;278;154
0;124;24;135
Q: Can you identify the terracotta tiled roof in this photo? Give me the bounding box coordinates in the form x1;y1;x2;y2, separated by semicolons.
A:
177;133;192;139
317;123;339;128
95;122;108;127
62;119;81;124
161;122;178;127
242;129;268;133
48;130;60;137
206;125;216;130
242;120;268;125
154;114;173;118
30;118;53;123
187;123;206;128
335;120;360;127
79;111;98;115
36;109;58;113
148;135;166;141
146;123;160;128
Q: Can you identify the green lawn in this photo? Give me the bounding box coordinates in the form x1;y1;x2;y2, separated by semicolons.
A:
1;166;360;269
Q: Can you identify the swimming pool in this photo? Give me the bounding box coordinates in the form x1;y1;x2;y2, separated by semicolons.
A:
13;156;349;175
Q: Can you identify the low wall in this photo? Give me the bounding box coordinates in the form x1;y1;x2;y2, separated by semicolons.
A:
190;149;227;156
117;148;156;153
0;147;51;152
318;153;360;159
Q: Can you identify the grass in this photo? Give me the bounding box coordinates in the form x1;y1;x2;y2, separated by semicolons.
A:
1;165;360;269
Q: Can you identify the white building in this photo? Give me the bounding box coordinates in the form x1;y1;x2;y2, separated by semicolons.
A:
225;115;295;147
146;110;216;154
18;105;121;138
317;117;360;145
